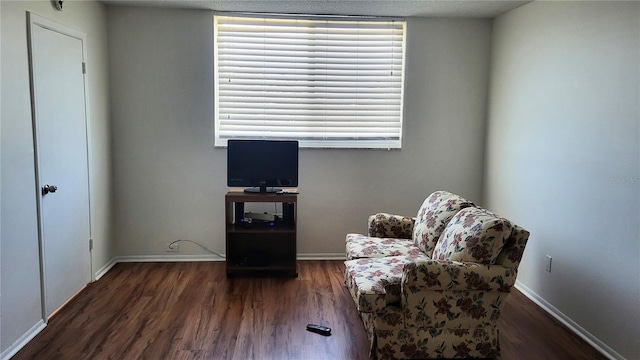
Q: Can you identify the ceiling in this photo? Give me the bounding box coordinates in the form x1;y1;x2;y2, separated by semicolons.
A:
98;0;531;18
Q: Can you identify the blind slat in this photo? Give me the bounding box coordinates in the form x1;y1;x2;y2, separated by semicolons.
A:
219;91;401;99
219;117;402;124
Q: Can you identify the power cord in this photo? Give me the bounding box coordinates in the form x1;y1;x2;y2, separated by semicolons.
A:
168;239;226;259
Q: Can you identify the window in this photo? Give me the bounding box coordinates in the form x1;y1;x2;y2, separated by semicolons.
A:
214;14;406;148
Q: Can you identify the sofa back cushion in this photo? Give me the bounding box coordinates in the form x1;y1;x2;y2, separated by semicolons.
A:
432;207;512;264
412;191;475;257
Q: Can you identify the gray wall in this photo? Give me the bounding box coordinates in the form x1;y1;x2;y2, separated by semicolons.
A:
107;6;492;257
485;2;639;359
0;0;112;355
0;2;3;352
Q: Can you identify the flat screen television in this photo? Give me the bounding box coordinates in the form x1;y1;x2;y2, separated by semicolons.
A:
227;139;299;193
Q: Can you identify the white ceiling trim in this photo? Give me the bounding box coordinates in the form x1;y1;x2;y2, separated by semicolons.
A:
99;0;531;18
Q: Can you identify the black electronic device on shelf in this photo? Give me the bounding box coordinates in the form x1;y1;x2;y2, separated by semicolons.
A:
227;139;299;193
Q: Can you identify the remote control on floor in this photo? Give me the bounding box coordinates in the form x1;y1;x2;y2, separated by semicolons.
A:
306;324;331;336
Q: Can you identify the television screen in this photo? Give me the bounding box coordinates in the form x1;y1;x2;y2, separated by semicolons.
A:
227;140;299;193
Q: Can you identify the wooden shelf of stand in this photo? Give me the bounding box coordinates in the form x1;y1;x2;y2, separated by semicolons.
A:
225;191;297;277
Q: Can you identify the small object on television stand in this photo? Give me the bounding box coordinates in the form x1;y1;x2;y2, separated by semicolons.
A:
277;190;299;195
243;185;280;193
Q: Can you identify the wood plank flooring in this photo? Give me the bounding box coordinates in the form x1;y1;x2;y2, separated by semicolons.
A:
13;261;607;360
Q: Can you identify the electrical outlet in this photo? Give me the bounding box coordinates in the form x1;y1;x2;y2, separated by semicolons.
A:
166;243;179;252
545;255;552;272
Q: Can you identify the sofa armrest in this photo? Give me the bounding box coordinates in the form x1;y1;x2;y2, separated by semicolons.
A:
367;213;415;239
402;259;517;292
400;259;517;328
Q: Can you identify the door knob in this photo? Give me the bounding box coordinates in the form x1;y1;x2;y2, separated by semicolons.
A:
42;184;58;195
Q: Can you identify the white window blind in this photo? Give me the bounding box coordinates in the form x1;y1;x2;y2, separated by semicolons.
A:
214;15;406;148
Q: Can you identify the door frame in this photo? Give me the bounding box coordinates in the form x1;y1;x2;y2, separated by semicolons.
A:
26;12;94;322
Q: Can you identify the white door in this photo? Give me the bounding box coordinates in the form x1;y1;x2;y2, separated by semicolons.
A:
28;14;92;318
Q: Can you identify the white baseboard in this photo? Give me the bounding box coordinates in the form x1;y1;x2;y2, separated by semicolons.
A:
0;320;46;360
109;253;344;264
114;254;226;263
94;257;118;281
514;280;624;360
297;253;346;260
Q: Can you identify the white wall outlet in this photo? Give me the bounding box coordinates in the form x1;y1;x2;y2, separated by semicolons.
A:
545;255;552;272
166;243;179;252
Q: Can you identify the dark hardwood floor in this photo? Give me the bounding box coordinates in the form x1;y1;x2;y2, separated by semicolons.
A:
13;261;606;360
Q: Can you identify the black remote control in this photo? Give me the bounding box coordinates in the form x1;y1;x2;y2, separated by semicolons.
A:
306;324;331;336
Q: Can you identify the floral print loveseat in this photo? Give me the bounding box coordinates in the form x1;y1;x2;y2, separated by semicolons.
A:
344;191;529;359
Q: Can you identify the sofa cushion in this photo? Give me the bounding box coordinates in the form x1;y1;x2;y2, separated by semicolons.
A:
412;191;475;257
345;233;424;260
432;207;512;264
344;254;429;313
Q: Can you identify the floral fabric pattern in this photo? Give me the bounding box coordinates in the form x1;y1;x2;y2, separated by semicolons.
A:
368;213;415;239
432;207;513;264
346;233;422;260
402;259;515;328
363;308;500;360
401;289;507;330
495;225;530;269
403;259;517;292
344;254;429;313
343;191;530;359
412;191;475;258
